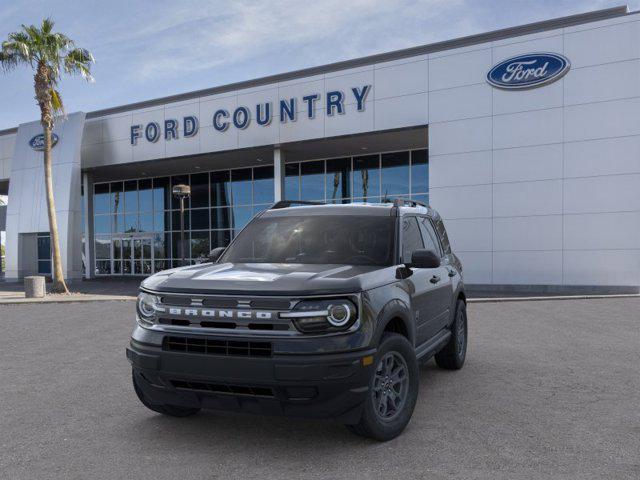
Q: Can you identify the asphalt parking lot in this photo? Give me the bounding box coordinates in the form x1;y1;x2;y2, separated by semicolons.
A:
1;298;638;480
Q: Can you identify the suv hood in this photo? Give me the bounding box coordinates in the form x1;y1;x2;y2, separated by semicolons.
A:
141;262;395;296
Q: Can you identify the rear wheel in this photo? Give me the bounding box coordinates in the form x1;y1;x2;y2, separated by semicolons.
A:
435;299;467;370
132;371;200;417
346;333;419;441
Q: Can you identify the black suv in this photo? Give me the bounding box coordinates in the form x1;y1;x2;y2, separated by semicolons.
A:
127;199;467;441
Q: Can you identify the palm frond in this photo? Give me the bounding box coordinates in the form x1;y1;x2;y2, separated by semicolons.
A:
64;47;94;81
50;87;64;114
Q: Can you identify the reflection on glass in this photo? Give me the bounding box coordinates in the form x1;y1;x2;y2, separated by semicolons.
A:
153;177;170;212
153;233;167;259
172;232;189;259
353;155;380;200
95;260;110;275
190;231;210;259
124;213;138;233
94;215;110;235
171;175;189;209
113;261;122;274
95;237;110;259
112;214;124;234
190;209;209;230
231;205;253;230
111;182;123;214
113;238;122;259
153;212;165;232
190;173;209;208
139;179;153;212
211;171;231;207
231;169;252;206
211;230;231;248
411;150;429;194
171;210;190;231
94;184;110;214
285;163;300;200
211;207;230;230
326;158;350;203
381;152;409;197
300;161;324;201
253;166;274;204
139;214;153;232
124;180;138;213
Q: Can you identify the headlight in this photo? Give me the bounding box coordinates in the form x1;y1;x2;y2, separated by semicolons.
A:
136;292;160;327
281;298;358;333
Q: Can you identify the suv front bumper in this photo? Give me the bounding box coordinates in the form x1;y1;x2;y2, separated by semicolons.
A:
126;338;376;424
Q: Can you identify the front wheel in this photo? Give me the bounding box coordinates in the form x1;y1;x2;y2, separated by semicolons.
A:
346;333;419;441
132;371;200;417
435;299;467;370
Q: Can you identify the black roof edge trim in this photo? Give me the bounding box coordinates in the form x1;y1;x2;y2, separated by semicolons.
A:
0;5;629;136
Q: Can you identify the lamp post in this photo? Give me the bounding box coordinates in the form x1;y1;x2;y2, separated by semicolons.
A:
172;184;191;267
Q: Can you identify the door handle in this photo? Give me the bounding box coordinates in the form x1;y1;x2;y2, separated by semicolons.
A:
430;275;441;284
447;268;457;277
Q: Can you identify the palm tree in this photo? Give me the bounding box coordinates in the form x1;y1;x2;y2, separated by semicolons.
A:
0;18;93;293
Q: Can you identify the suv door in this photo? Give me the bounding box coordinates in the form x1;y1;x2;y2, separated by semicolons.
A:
418;216;453;335
400;216;442;346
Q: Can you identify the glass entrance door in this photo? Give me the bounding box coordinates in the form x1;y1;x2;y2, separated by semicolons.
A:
112;235;154;275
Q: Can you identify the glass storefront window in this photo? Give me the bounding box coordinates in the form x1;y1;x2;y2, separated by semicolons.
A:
353;155;380;201
300;160;325;201
231;168;252;206
190;173;209;208
381;151;410;197
326;158;351;203
171;175;190;209
253;166;274;205
91;149;427;276
138;179;153;212
284;163;300;200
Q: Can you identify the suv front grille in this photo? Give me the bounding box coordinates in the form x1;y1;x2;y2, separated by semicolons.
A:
163;336;272;357
170;380;274;397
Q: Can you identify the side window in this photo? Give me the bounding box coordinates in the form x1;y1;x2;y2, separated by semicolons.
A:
433;215;451;254
401;217;424;264
418;217;442;256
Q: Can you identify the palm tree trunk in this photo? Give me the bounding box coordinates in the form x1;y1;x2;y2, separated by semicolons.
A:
43;124;68;294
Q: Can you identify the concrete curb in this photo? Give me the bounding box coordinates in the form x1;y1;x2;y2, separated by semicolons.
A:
0;295;136;305
468;293;640;303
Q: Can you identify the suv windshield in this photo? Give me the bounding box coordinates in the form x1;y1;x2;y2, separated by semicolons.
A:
220;215;396;266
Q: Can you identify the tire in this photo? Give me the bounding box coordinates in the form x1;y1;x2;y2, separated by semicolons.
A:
132;371;200;417
435;299;467;370
346;333;419;441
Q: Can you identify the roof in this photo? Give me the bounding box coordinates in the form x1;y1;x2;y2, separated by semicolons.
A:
0;5;630;137
263;201;436;217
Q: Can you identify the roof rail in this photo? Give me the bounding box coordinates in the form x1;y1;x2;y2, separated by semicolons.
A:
381;196;429;208
270;200;326;209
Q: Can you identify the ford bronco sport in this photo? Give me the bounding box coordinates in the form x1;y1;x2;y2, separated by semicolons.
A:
127;198;467;441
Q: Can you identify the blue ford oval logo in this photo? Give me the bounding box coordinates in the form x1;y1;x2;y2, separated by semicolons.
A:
29;133;59;151
487;53;570;90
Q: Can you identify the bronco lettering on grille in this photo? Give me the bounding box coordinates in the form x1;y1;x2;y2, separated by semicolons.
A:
163;308;273;320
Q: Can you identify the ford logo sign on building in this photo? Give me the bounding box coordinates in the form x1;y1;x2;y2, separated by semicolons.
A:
29;133;59;151
487;53;570;90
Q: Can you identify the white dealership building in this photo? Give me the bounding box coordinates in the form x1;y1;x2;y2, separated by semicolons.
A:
0;6;639;292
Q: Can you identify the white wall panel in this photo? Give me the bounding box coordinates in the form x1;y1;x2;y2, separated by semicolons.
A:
102;139;133;165
324;69;374;106
493;80;563;115
429;150;492;187
492;33;564;60
493;108;563;149
443;218;492;252
564;20;640;68
325;102;374;138
563;174;640;214
429;49;492;91
429;116;491;155
563;250;640;286
373;93;428;131
279;113;325;143
493;251;563;284
493;215;563;251
82;120;103;145
374;60;428;100
564;135;640;178
429;184;492;219
199;125;238;153
456;251;492;284
564;97;640;142
564;211;640;250
564;59;640;106
493;180;562;217
429;83;492;123
102;114;132;142
199;94;237;128
493;144;562;183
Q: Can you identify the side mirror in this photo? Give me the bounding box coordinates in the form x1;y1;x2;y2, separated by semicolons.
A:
207;247;226;263
409;249;441;269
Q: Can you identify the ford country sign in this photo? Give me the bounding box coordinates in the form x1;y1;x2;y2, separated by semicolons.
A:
487;53;570;90
29;133;59;151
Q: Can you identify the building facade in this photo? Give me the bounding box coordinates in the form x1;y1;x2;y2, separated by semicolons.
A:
0;6;639;292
